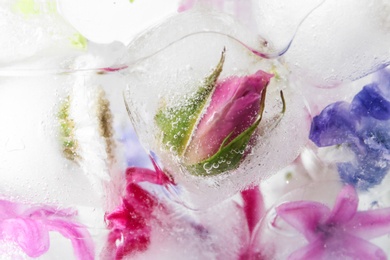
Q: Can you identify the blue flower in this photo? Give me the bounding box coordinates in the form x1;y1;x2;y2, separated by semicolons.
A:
117;126;152;168
309;69;390;189
350;83;390;120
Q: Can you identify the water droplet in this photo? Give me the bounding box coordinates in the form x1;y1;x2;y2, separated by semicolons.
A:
203;162;213;173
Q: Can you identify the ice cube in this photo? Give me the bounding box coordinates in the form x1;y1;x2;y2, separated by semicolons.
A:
57;0;181;45
0;46;130;210
285;0;390;86
0;1;85;65
123;10;310;208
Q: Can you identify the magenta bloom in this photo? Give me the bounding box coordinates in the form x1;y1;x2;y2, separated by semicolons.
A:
0;200;94;259
184;70;273;164
105;160;172;259
276;185;390;259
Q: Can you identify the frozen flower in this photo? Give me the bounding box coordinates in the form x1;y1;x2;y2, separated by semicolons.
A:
0;200;94;259
105;160;172;259
276;185;390;260
309;69;390;189
155;50;273;175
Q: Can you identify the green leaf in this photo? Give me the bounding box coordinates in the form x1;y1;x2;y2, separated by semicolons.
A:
58;96;78;161
155;49;226;155
187;85;268;176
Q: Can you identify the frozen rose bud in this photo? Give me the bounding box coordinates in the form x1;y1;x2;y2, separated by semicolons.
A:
155;50;273;175
184;69;273;164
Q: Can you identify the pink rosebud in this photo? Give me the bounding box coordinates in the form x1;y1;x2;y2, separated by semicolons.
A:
155;50;273;175
184;70;273;164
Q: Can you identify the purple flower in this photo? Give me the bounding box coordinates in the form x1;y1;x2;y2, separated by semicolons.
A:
276;185;390;259
155;50;273;175
309;68;390;189
0;200;94;259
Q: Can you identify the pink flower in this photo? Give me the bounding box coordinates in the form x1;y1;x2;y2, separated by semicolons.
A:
276;185;390;259
0;200;94;259
239;186;265;259
105;160;172;259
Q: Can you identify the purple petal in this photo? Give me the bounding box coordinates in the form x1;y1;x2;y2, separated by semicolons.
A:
346;207;390;240
327;185;358;224
288;238;325;260
289;234;386;260
0;218;49;257
309;101;358;147
375;68;390;97
276;201;330;241
336;234;386;260
351;83;390;120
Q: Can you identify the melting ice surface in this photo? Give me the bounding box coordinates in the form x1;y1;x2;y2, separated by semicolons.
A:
1;0;390;259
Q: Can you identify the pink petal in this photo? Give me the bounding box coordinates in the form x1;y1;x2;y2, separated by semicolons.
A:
288;238;325;260
22;207;95;260
126;158;172;185
0;218;49;257
276;201;330;241
119;230;151;258
105;204;129;229
46;219;95;260
125;183;157;215
0;200;20;218
346;208;390;240
327;185;358;224
126;167;160;184
241;186;264;234
105;167;159;259
240;187;265;259
177;0;197;12
223;92;262;138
